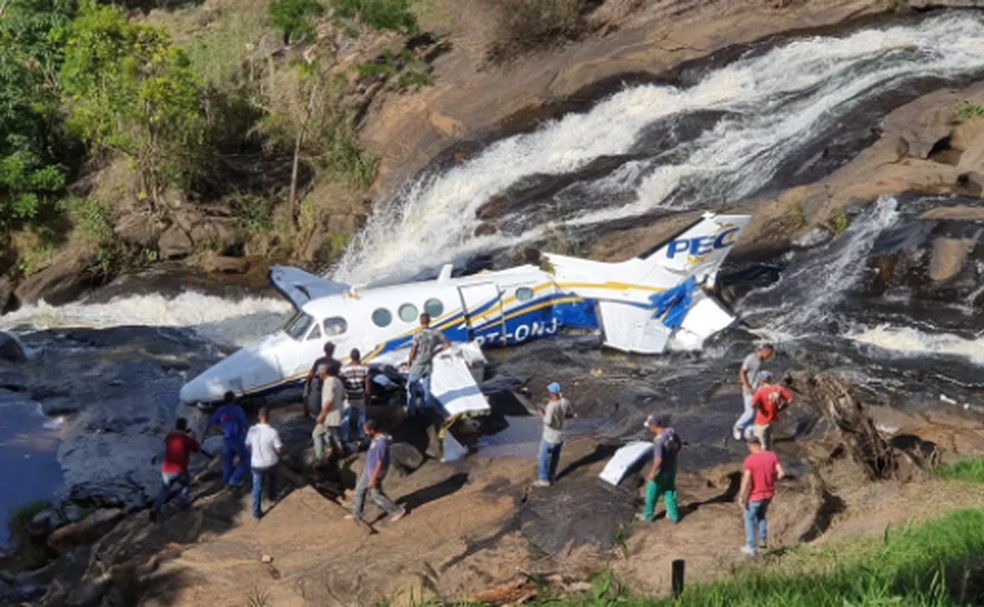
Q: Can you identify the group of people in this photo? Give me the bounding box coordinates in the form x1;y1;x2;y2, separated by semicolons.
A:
151;312;450;524
531;342;793;557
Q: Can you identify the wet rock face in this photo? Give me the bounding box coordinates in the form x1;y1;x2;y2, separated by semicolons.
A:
865;218;984;304
0;331;26;364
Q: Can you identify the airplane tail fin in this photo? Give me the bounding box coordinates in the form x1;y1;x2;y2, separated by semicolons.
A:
632;212;752;286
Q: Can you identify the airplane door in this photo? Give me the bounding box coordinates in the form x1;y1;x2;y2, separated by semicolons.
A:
457;282;506;346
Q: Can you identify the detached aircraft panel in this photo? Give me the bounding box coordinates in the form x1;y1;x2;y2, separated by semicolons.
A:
269;265;351;309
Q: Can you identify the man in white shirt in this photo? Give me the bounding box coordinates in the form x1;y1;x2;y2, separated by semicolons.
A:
245;407;283;520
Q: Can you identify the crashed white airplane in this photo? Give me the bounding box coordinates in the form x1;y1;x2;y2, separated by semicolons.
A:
179;213;751;416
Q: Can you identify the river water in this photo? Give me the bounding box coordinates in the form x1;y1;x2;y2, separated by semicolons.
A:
1;11;983;547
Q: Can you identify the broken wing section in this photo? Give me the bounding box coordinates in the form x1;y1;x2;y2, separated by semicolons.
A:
269;265;351;309
430;341;490;419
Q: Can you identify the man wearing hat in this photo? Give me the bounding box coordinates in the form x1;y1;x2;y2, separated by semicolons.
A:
534;382;574;488
638;415;682;523
738;435;785;556
749;371;793;451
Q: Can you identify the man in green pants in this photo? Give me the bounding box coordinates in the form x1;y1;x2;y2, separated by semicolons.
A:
638;415;682;523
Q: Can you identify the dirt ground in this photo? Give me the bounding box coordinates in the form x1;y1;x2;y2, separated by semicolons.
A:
66;429;982;607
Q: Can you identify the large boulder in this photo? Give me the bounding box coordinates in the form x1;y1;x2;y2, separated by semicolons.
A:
114;211;163;247
47;508;124;553
14;246;99;305
157;226;194;260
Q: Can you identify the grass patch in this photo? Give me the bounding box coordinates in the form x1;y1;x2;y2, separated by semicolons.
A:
954;99;984;122
7;499;58;571
516;509;984;607
940;458;984;484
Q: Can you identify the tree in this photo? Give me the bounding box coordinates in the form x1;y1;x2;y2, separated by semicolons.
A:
59;1;206;208
0;0;76;235
269;0;324;45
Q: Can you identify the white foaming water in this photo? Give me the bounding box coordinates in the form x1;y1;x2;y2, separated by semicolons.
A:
0;292;292;348
737;197;900;338
848;324;984;366
335;13;984;284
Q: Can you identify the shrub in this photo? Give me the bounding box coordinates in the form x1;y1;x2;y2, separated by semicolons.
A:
269;0;325;44
954;99;984;122
487;0;586;63
332;0;418;34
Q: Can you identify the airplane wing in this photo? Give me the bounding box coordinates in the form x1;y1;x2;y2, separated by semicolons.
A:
599;440;654;486
430;342;490;419
268;265;351;309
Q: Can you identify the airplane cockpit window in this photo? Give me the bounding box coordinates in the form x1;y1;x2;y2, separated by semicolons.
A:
307;324;322;341
516;286;535;302
424;298;444;318
372;308;392;327
323;317;348;336
398;303;418;322
284;312;314;340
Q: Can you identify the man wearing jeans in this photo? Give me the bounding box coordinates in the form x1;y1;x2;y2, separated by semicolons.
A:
733;344;775;441
346;420;406;524
340;348;372;445
150;417;199;522
207;391;250;487
638;415;681;523
534;382;573;488
245;407;283;520
738;436;785;556
406;313;450;416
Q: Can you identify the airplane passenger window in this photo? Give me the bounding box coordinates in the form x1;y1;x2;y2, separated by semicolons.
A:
284;312;313;340
516;286;535;302
372;308;392;327
398;303;418;322
324;317;348;336
424;298;444;318
306;324;322;341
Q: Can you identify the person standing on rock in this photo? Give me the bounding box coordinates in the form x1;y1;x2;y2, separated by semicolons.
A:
305;341;337;419
406;313;450;416
346;419;406;524
733;343;775;441
738;435;785;556
749;371;794;451
313;361;345;463
208;391;250;488
150;417;199;522
534;382;574;488
637;415;682;523
245;406;283;520
340;348;372;447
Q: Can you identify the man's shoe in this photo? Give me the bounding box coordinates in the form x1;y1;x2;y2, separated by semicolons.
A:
389;509;408;523
740;546;757;557
732;427;742;441
634;513;652;522
758;541;768;551
532;480;551;488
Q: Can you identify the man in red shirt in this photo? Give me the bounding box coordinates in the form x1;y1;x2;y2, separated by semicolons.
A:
151;417;200;522
749;371;793;451
738;436;785;556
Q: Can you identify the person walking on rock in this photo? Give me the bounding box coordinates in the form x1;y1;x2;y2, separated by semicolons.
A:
245;407;283;520
151;417;199;521
340;348;372;446
738;435;785;556
346;420;406;524
733;344;775;441
534;382;574;488
208;391;250;487
305;341;336;419
637;415;682;523
406;313;450;416
749;371;794;451
313;361;345;463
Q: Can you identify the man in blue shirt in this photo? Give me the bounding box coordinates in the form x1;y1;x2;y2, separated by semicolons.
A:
208;391;250;487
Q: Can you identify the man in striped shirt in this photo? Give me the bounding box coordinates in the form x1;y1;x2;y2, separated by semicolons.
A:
340;348;372;445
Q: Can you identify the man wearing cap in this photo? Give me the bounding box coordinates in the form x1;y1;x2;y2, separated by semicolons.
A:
738;435;785;556
749;371;793;451
534;382;574;488
733;344;775;441
638;416;682;523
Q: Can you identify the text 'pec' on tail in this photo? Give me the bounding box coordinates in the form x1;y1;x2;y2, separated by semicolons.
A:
638;212;751;285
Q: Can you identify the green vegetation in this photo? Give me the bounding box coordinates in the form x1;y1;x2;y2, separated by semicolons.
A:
7;499;57;570
519;509;984;607
954;99;984;122
828;211;850;235
269;0;325;44
939;458;984;484
0;0;434;289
